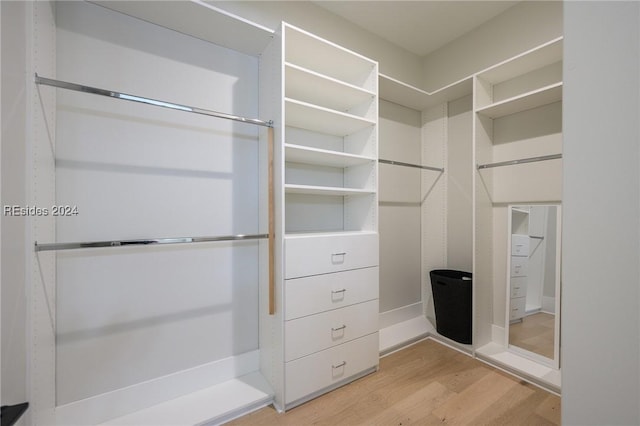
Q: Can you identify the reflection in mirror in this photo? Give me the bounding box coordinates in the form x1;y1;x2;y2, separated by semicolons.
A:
508;205;561;367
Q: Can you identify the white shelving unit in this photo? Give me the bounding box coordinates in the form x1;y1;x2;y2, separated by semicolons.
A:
473;37;563;391
260;23;379;412
474;37;564;203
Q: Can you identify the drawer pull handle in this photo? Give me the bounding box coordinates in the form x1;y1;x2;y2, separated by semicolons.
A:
332;325;347;332
332;252;347;256
513;308;519;311
331;289;346;294
332;361;346;369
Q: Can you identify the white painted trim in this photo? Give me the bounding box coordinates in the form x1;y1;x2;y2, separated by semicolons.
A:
379;315;432;355
491;324;506;347
100;371;273;426
378;302;423;329
56;350;260;426
475;342;560;394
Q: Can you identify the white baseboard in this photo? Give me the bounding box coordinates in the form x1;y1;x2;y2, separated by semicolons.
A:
379;315;433;355
378;302;423;330
102;372;273;426
57;350;261;425
542;296;555;314
492;324;506;346
474;342;560;395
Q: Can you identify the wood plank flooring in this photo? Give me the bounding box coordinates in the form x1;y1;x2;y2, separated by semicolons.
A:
227;339;560;425
509;312;555;359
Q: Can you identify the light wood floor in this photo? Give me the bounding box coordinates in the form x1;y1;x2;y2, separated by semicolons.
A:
510;312;555;359
227;339;560;425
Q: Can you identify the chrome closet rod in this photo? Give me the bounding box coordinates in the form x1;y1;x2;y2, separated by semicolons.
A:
35;74;273;128
34;234;268;252
378;158;444;172
477;153;562;170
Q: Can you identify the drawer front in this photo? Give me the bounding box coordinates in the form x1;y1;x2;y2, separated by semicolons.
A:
511;234;530;256
285;332;379;404
510;297;526;320
285;299;379;361
285;267;379;320
510;256;528;277
285;233;378;279
510;276;527;299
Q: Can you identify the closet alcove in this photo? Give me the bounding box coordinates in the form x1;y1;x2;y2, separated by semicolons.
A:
17;1;564;424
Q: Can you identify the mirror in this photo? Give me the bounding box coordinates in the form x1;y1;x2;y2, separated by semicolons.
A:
507;205;561;368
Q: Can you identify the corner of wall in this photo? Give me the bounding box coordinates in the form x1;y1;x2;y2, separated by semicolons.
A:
421;1;563;91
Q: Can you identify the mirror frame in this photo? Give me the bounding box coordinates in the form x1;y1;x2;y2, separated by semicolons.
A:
505;203;562;369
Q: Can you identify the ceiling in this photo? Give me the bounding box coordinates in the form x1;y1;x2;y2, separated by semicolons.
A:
312;1;519;57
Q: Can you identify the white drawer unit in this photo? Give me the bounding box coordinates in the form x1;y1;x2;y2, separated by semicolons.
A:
510;276;528;299
511;234;530;256
284;332;379;405
510;296;526;320
284;267;378;320
285;299;379;361
285;232;378;279
511;256;528;277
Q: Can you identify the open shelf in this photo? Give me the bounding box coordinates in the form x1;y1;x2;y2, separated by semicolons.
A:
284;230;378;239
285;144;374;168
91;1;274;57
284;24;375;87
286;63;374;114
475;82;562;119
477;37;563;85
285;184;375;197
379;73;472;111
285;98;375;137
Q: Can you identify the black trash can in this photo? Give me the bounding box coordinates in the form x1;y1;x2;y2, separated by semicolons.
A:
430;269;472;344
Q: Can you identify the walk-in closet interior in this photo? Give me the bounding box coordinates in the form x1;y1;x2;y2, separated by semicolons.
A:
2;1;639;425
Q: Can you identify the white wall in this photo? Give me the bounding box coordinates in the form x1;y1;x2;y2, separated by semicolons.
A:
421;104;448;324
1;0;29;410
563;2;640;424
210;0;424;88
422;1;562;91
378;100;422;315
446;95;473;272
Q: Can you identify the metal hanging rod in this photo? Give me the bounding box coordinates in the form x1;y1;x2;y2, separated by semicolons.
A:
35;74;273;128
530;235;545;240
35;233;268;252
477;153;562;170
379;158;444;172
